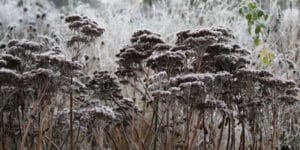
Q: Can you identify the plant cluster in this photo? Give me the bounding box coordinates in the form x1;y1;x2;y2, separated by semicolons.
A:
0;16;137;150
114;26;299;149
0;0;299;149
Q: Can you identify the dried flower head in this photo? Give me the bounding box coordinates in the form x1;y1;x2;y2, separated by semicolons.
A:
87;71;123;101
65;15;105;38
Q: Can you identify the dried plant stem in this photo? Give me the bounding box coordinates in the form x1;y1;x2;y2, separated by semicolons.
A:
226;117;231;150
139;101;147;150
74;122;81;149
131;115;136;150
239;117;245;150
153;98;159;150
216;114;225;150
20;82;49;150
133;124;147;150
36;119;43;150
59;129;70;149
271;104;277;150
95;125;104;149
105;129;119;150
1;112;5;150
47;111;54;150
130;78;138;150
203;112;207;149
69;77;74;150
259;130;263;150
120;124;131;149
230;114;235;150
44;136;60;150
188;113;202;149
251;120;257;150
164;103;170;150
210;112;217;149
37;97;50;150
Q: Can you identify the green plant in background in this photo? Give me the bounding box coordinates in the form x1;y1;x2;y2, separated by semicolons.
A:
259;46;275;65
239;0;268;46
239;0;274;65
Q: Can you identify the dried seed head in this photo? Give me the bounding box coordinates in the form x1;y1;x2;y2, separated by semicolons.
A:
23;68;53;81
0;54;21;69
81;25;104;37
258;77;296;89
116;47;151;65
176;27;233;45
65;15;82;23
0;43;6;49
87;71;122;100
67;36;89;47
278;96;299;105
65;15;105;38
0;68;22;85
7;40;19;48
147;51;186;74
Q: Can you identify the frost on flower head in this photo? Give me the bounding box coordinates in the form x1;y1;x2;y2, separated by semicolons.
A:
146;26;299;114
0;54;21;69
65;15;105;61
116;30;165;77
65;15;105;38
7;40;44;57
147;51;186;75
87;71;123;101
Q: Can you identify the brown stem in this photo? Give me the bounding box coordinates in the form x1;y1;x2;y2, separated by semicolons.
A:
70;77;74;150
239;118;245;150
226;117;231;150
184;107;192;149
203;111;207;149
120;124;131;149
271;106;277;150
37;96;50;150
95;126;104;150
259;129;263;150
210;112;216;149
164;103;170;150
44;136;60;150
188;113;202;149
36;113;43;150
230;114;235;150
131;113;136;150
105;129;119;150
20;81;49;150
216;114;225;150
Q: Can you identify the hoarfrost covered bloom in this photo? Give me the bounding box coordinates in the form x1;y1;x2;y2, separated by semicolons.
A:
147;50;186;74
116;30;165;77
147;26;299;114
65;15;105;61
65;15;105;38
0;54;21;69
86;70;123;101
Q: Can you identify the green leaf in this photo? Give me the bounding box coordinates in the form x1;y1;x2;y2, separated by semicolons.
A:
248;1;257;10
239;5;249;16
259;48;274;65
251;10;259;20
255;26;261;34
254;36;260;46
239;8;244;15
264;14;268;20
247;27;252;35
256;8;265;17
246;14;252;21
